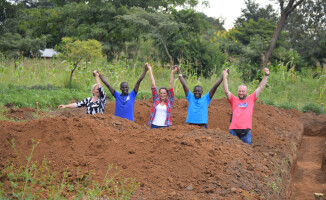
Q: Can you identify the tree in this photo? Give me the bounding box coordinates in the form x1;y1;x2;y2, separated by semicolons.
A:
0;33;46;59
56;37;102;87
110;0;200;12
284;0;326;67
122;7;181;65
235;0;278;27
0;0;16;23
261;0;304;68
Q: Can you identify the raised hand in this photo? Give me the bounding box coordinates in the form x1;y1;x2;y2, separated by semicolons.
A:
223;69;229;77
93;70;100;77
172;65;179;73
147;63;152;70
264;68;269;76
145;63;149;71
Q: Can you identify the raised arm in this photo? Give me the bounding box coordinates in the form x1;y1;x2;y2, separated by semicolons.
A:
98;72;115;95
222;69;231;100
255;68;269;98
209;75;223;99
134;63;149;93
177;67;189;96
147;63;156;88
94;71;102;88
169;66;178;89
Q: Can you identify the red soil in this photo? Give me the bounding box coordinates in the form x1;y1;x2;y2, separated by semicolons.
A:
0;98;325;199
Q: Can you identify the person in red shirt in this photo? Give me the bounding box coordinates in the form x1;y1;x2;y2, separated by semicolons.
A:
222;68;270;145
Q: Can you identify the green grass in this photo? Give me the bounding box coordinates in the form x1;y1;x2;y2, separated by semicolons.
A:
0;58;325;114
0;139;139;199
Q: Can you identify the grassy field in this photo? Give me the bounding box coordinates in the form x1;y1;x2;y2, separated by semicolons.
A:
0;58;325;114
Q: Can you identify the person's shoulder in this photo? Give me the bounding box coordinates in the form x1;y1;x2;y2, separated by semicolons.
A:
186;91;193;99
228;93;236;102
203;93;210;98
248;91;257;99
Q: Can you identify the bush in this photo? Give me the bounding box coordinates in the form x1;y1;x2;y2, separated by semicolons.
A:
261;99;274;106
301;102;322;115
276;102;298;110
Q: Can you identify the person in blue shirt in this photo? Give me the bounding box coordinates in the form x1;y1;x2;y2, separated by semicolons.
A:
98;64;148;121
177;67;225;128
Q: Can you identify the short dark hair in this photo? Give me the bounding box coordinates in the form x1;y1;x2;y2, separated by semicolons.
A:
120;82;128;87
194;85;202;91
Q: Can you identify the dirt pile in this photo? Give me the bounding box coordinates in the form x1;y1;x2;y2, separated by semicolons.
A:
0;98;312;199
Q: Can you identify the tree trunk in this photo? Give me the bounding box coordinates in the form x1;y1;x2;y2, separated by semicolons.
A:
160;37;173;66
260;0;304;69
261;14;288;69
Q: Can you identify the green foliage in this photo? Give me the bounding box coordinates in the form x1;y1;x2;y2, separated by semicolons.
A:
0;33;47;59
284;0;326;67
276;102;298;110
57;37;102;63
56;37;102;87
301;102;322;115
0;59;325;113
0;139;139;199
234;18;276;46
0;84;90;109
0;0;324;73
235;0;278;27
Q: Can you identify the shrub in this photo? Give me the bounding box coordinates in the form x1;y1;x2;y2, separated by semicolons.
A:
261;99;274;106
301;102;322;115
276;102;298;110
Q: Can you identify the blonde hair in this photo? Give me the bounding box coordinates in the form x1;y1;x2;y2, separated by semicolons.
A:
91;84;98;95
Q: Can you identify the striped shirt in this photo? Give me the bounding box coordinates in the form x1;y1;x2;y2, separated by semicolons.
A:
148;87;174;126
76;87;106;115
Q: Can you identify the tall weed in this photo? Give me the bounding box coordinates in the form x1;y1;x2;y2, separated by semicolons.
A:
0;58;325;114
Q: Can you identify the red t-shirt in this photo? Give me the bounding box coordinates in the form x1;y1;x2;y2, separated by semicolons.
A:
228;91;257;130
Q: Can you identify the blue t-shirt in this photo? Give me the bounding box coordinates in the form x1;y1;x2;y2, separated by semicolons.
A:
186;91;211;124
114;89;137;121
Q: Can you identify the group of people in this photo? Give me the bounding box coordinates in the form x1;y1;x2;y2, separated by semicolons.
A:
59;63;270;145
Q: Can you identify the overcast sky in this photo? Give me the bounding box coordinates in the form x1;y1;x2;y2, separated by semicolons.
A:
195;0;279;30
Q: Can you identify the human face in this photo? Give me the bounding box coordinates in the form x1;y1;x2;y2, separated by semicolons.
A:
159;89;168;101
92;85;99;97
193;86;203;99
238;85;248;100
120;83;129;95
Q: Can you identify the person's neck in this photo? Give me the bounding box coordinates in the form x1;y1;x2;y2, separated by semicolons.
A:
92;96;98;102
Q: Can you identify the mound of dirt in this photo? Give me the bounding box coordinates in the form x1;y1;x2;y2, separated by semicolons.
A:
4;107;39;121
0;98;312;199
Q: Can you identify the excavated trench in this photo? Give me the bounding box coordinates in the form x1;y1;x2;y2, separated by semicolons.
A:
289;114;326;200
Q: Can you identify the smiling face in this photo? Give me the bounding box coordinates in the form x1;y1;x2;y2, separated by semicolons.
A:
120;82;129;95
193;86;203;99
238;85;248;100
159;88;168;101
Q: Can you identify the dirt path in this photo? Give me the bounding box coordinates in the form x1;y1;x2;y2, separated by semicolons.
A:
290;136;326;199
